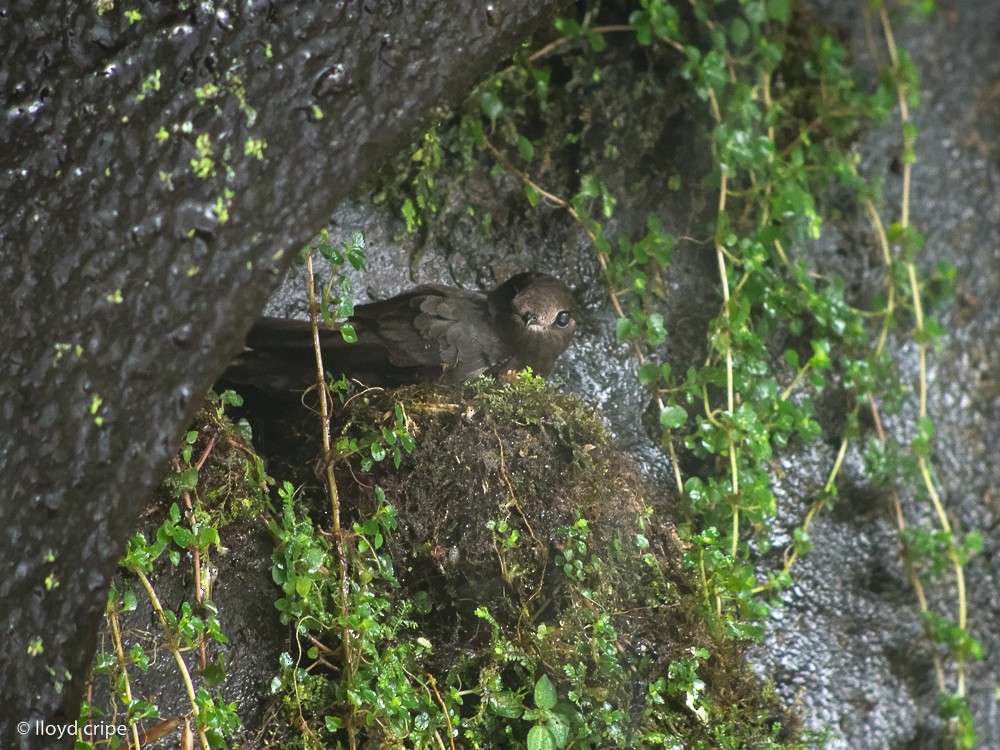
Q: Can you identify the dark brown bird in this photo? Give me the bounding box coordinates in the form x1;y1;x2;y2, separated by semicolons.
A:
224;272;577;392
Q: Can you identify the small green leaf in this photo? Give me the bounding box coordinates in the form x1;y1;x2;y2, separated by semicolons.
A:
176;467;199;491
638;361;660;384
202;657;226;687
554;18;581;38
615;317;637;340
220;389;243;407
963;531;983;556
324;715;342;731
585;29;606;52
480;92;503;124
646;313;667;345
730;18;749;47
517;135;534;162
534;674;557;711
766;0;792;23
170;526;195;548
547;712;570;748
525;183;540;207
808;339;830;369
295;576;311;598
487;691;522;718
527;725;557;750
631;11;652;45
659;404;687;430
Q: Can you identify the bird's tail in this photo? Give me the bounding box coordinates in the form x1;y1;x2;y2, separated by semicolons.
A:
220;317;398;394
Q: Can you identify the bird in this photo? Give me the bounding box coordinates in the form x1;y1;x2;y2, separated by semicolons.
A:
223;272;577;392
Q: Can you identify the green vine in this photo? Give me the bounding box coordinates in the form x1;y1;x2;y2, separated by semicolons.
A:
82;390;267;749
437;0;981;745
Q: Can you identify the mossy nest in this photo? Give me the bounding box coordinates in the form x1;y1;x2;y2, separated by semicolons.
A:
338;377;660;615
324;376;798;748
112;380;799;748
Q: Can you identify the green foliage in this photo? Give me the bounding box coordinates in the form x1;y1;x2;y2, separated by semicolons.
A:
105;512;240;742
80;388;271;748
270;483;337;628
524;675;575;750
337;400;416;471
313;228;366;336
370;0;974;744
554;516;595;581
269;483;446;747
938;691;977;750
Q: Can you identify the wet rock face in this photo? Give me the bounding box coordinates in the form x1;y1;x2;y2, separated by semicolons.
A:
0;0;572;741
743;3;1000;748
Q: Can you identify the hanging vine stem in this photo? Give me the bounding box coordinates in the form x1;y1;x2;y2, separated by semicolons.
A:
305;250;358;750
856;188;949;692
714;170;739;560
177;429;219;673
106;603;143;749
877;3;969;699
131;565;211;750
702;77;739;559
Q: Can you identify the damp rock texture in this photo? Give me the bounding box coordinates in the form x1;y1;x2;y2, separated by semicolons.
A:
0;1;569;743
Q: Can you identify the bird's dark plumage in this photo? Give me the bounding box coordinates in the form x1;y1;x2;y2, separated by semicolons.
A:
224;272;577;392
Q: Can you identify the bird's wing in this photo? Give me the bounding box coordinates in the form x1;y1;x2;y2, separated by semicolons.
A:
357;286;503;381
226;285;510;391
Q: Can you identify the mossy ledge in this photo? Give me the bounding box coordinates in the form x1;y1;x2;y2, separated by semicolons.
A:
312;375;802;748
97;378;805;748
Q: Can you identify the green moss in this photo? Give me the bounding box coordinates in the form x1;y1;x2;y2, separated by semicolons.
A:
294;376;806;748
153;393;272;526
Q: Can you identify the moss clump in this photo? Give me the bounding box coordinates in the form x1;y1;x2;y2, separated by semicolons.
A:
322;375;801;748
157;394;273;526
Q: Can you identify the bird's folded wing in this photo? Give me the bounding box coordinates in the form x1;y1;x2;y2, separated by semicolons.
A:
357;287;502;381
227;285;510;389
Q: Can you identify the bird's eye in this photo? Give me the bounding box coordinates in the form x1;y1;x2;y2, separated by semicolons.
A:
555;310;572;328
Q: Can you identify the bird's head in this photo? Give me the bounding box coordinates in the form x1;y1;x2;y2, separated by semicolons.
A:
488;272;577;377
